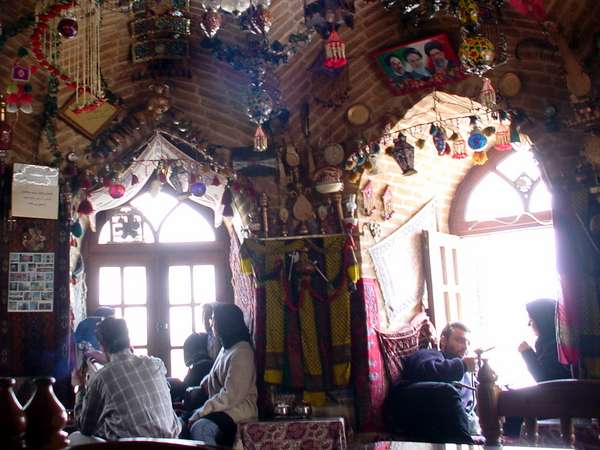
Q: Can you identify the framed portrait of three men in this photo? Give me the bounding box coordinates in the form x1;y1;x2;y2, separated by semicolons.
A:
373;33;466;96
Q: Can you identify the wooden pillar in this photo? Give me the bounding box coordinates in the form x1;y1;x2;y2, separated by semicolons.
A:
476;359;502;445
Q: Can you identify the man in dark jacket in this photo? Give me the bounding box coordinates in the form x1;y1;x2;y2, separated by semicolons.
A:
385;322;479;444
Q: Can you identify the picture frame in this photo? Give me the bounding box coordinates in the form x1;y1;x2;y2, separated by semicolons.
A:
373;33;466;96
59;95;119;140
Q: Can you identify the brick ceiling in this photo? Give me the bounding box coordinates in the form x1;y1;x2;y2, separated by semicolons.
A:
0;0;598;163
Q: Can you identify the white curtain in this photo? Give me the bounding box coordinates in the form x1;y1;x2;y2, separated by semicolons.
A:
87;133;226;230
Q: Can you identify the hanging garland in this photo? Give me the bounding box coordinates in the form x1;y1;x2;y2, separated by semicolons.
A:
42;75;60;164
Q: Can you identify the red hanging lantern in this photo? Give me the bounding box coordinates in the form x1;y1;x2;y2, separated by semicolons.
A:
494;124;512;151
323;30;347;70
254;125;268;152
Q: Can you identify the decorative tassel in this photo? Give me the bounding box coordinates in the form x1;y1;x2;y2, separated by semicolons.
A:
212;175;221;186
254;125;268;152
221;187;234;217
131;174;139;185
324;30;347;69
77;195;94;215
479;77;496;109
471;150;488;165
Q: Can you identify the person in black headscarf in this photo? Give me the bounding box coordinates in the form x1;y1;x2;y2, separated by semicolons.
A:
518;298;571;382
505;299;572;438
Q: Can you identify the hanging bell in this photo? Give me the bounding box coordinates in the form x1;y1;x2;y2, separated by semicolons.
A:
254;125;268;152
323;30;347;69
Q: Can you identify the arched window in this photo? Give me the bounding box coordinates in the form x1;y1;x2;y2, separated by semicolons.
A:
449;150;559;387
85;187;229;379
450;150;552;235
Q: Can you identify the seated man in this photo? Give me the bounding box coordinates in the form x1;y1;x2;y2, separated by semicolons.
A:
385;322;479;444
169;332;215;402
69;318;181;446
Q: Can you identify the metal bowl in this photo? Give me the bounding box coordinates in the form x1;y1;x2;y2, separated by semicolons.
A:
294;402;312;418
273;402;291;417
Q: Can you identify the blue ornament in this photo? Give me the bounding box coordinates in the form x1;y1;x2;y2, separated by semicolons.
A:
191;182;207;197
71;220;83;238
468;131;487;150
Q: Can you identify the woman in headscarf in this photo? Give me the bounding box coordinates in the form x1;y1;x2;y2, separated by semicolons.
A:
187;303;257;447
169;332;214;402
518;298;571;381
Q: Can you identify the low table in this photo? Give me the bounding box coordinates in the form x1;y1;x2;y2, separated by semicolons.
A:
238;417;347;450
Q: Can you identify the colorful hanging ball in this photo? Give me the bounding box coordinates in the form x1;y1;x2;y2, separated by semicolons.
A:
459;34;496;76
200;8;222;38
109;183;126;199
191;181;207;197
57;17;78;39
468;130;488;150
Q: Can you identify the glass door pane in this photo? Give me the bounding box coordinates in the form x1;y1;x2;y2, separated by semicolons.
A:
98;265;149;354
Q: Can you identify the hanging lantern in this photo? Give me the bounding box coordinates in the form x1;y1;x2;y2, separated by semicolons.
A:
494;124;512;151
191;181;207;197
254;125;268;152
109;183;126;199
479;77;496;109
451;139;468;159
387;134;417;176
468;116;487;150
57;17;78;39
472;150;488;165
323;30;347;69
459;34;496;76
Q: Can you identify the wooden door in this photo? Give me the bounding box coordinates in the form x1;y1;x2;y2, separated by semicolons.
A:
423;230;464;329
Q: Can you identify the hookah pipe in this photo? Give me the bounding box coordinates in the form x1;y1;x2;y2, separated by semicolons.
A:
454;346;496;392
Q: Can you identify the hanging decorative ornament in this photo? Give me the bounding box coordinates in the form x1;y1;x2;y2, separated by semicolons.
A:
7;49;34;114
323;29;347;69
200;8;222;38
221;186;234;217
131;174;139;185
458;0;480;31
77;193;94;215
468;116;488;150
451;138;468;159
254;125;268;152
459;34;496;76
479;78;496;110
57;16;78;39
109;183;126;199
239;4;272;35
386;133;417;175
430;125;451;156
191;181;207;197
471;150;488;165
482;126;496;137
247;88;273;125
494;123;512;151
31;0;105;113
212;175;221;186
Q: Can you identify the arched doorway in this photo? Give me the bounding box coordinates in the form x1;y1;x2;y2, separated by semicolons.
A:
84;184;230;379
449;149;558;386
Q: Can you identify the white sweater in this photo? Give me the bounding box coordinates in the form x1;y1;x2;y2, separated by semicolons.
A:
195;340;258;423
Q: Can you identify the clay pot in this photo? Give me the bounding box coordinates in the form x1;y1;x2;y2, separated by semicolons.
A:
0;377;26;450
24;377;69;450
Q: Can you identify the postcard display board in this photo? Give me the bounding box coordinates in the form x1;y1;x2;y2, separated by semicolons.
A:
8;252;55;312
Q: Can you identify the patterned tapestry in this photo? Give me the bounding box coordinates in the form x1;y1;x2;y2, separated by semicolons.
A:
553;188;600;378
242;237;352;406
369;200;437;325
0;166;72;400
352;278;386;431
